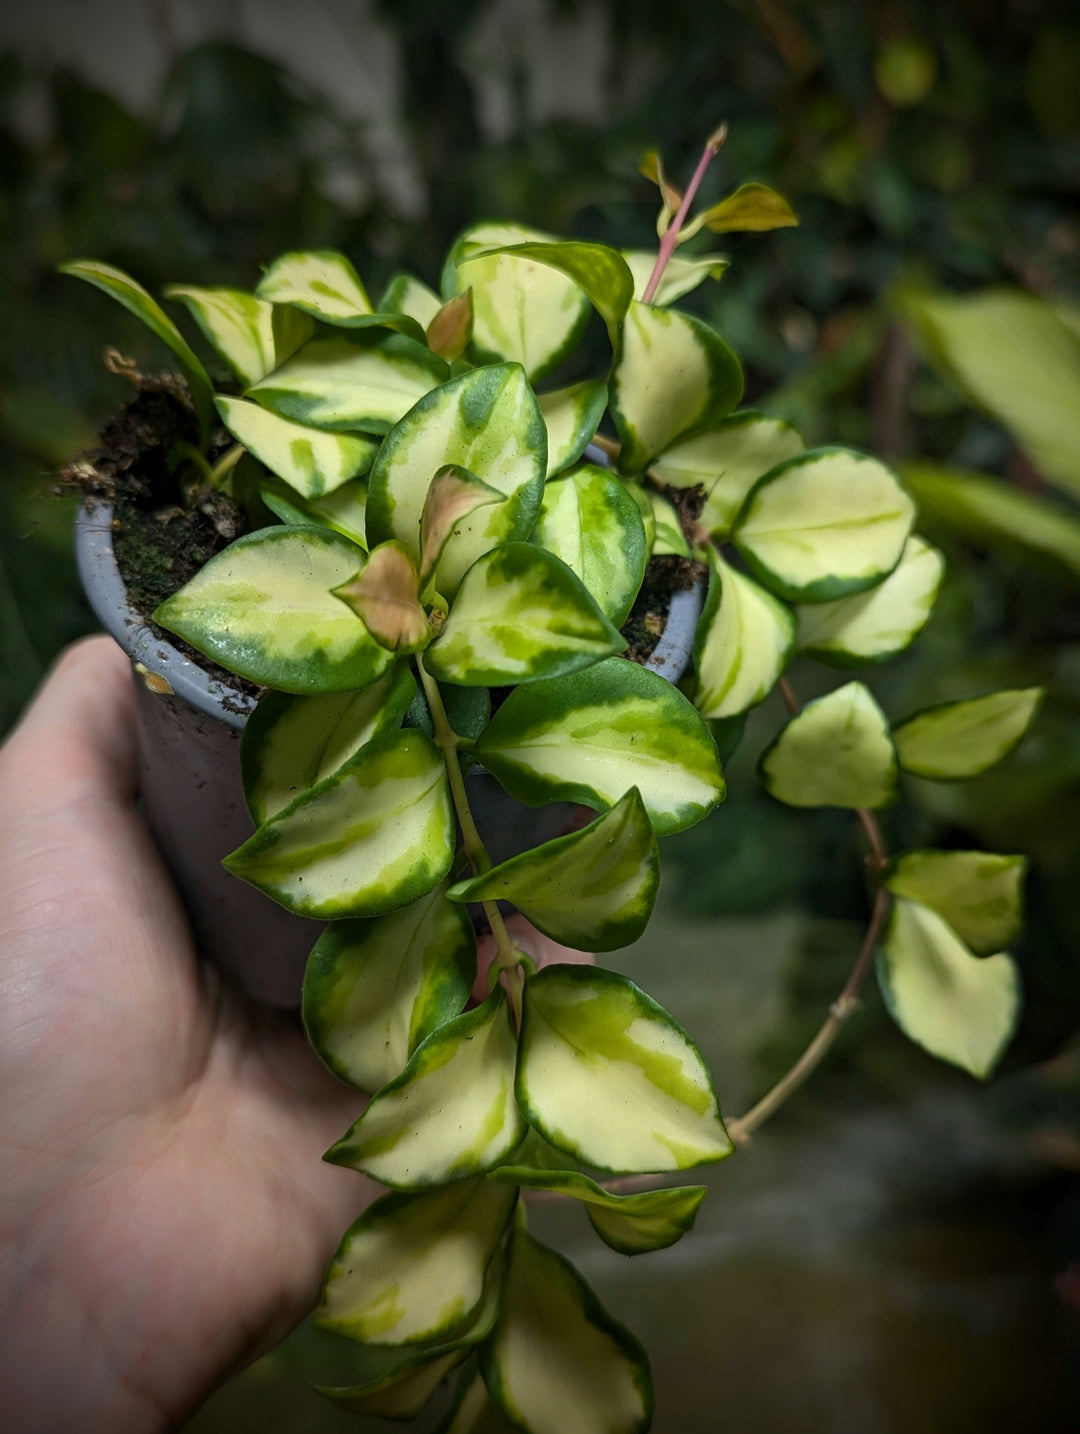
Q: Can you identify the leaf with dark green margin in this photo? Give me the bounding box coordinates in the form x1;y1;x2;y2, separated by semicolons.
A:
425;543;624;686
59;259;215;445
249;329;449;435
165;285;302;387
303;881;476;1093
260;473;368;547
449;789;658;952
380;271;443;328
531;464;647;625
892;689;1044;779
796;535;944;668
154;525;393;694
610;299;743;473
489;1167;706;1256
650;410;805;537
537;380;608;478
648;490;691;557
732;447;915;603
883;850;1026;956
215;395;377;498
477;658;725;836
366;363;546;597
694;547;795;719
877;898;1021;1079
442;222;591;382
462;240;634;345
317;1179;517;1346
481;1230;652;1434
621;250;729;306
758;681;898;809
516;965;732;1174
255;248;373;322
436;1374;519;1434
325;990;525;1188
223;729;454;919
241;665;416;824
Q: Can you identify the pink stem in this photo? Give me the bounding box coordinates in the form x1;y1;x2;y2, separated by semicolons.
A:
641;126;726;304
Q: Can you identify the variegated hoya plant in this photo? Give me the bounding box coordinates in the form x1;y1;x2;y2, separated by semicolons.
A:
63;128;1042;1432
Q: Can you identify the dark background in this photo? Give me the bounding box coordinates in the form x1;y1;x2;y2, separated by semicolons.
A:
1;2;1078;1429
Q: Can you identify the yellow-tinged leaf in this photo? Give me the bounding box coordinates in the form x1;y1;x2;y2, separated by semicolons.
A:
694;547;795;719
696;182;798;234
759;681;898;809
883;849;1026;956
428;289;475;361
334;540;431;653
893;688;1043;779
215;395;376;499
256;248;372;322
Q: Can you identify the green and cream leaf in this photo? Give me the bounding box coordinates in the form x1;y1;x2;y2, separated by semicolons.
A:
647;490;690;557
759;681;898;809
380;272;444;328
893;688;1043;779
463;239;634;345
538;381;608;478
693;547;795;719
164;284;292;386
621;249;729;305
259;473;368;548
530;464;647;625
215;395;377;498
256;248;373;322
883;850;1026;956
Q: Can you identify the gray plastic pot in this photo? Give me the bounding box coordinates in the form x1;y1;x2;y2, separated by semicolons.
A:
75;497;703;1008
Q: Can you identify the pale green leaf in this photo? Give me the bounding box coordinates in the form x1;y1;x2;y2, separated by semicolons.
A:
260;473;368;548
164;284;289;386
759;681;898;809
462;240;634;345
223;730;454;919
215;395;376;499
693;181;798;234
424;543;624;686
241;664;417;823
366;363;546;595
380;271;443;328
883;850;1026;956
154;525;392;694
256;248;373;322
610;299;743;473
733;447;915;602
481;1231;652;1434
477;658;725;837
625;481;656;553
530;464;647;625
537;381;608;478
651;410;805;537
438;1375;519;1433
448;789;659;952
648;490;690;557
694;547;795;719
621;250;729;305
893;688;1043;779
303;881;475;1092
796;534;944;667
317;1179;516;1345
326;991;525;1188
877;899;1021;1079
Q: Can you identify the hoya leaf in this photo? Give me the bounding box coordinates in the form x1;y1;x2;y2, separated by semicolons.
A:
530;463;647;625
610;299;743;474
693;181;798;234
621;250;729;306
883;850;1026;956
425;543;624;686
380;271;443;328
477;658;725;836
59;259;215;445
877;899;1021;1079
271;303;317;367
215;395;377;499
303;881;476;1092
448;789;659;952
260;473;368;548
249;329;449;435
255;248;372;322
164;284;284;387
420;465;504;589
463;240;634;345
893;688;1043;779
638;147;682;230
732;447;915;603
650;410;805;537
223;729;454;919
759;681;898;809
647;491;690;558
438;1375;519;1433
154;525;392;694
694;547;795;720
489;1167;706;1257
366;363;547;595
317;1178;517;1346
428;289;475;361
625;481;656;553
443;222;591;382
334;539;431;653
241;665;416;823
538;381;608;479
518;966;730;1174
481;1231;652;1434
796;534;944;667
325;990;525;1188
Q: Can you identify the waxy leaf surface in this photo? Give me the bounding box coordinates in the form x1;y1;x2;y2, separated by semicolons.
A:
224;729;454;919
893;688;1043;779
164;284;309;386
380;271;443;328
216;395;377;498
883;849;1026;956
621;250;729;306
648;490;690;558
516;965;732;1174
260;473;367;548
538;381;608;478
438;1375;519;1433
256;248;372;322
695;182;798;234
154;525;392;694
759;681;898;809
530;464;647;625
694;547;795;719
326;991;525;1188
464;239;634;344
477;658;725;836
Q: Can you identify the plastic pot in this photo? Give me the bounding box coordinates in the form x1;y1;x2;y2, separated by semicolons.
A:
75;500;703;1008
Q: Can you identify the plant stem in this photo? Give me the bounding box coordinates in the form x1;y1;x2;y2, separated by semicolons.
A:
210;442;245;489
641;124;727;305
416;657;524;1024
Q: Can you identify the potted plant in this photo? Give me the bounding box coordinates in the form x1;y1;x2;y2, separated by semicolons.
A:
62;128;1040;1432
